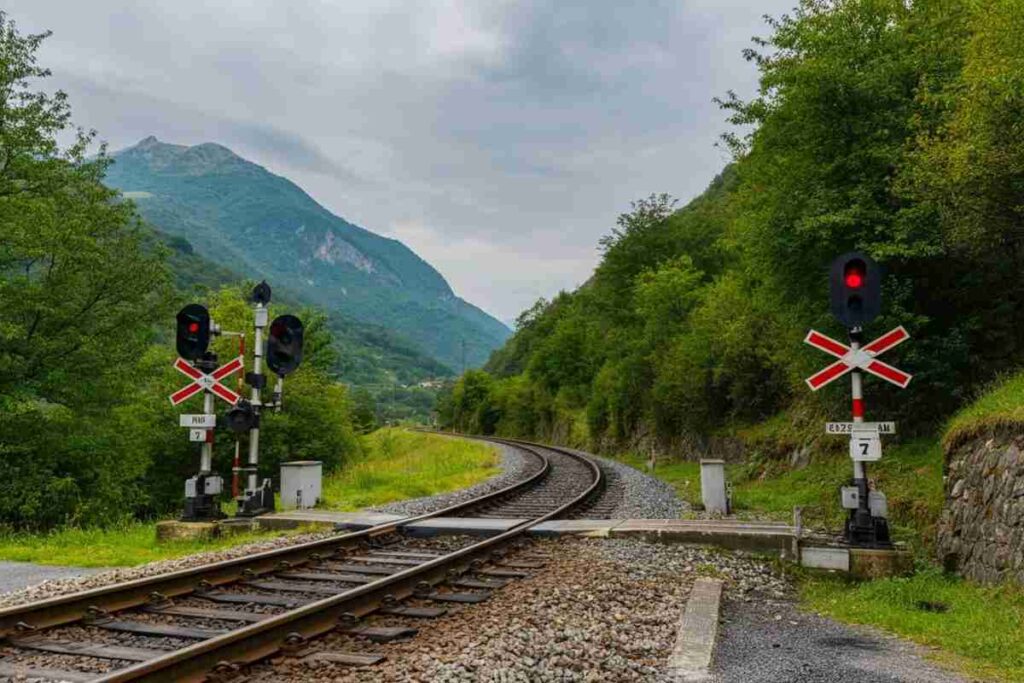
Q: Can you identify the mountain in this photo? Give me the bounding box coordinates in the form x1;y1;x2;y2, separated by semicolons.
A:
105;136;510;370
151;228;450;384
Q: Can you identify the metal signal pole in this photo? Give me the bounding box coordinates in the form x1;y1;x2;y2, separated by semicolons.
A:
247;301;265;495
200;389;215;475
848;329;873;539
237;281;274;517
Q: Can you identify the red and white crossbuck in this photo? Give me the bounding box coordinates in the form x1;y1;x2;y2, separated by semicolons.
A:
804;327;912;391
169;356;244;406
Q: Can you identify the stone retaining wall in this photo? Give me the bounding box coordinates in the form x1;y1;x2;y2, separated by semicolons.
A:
936;427;1024;585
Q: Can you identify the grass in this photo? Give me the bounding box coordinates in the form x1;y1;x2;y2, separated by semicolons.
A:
615;437;943;545
803;569;1024;681
320;428;500;511
0;428;497;569
944;371;1024;449
0;521;296;568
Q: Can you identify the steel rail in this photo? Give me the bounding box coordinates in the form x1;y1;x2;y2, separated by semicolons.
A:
0;441;550;636
94;442;603;682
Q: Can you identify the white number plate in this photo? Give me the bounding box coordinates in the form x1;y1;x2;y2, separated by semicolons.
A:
189;429;210;442
850;434;882;462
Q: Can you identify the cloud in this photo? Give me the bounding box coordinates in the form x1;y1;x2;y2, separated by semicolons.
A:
7;0;793;320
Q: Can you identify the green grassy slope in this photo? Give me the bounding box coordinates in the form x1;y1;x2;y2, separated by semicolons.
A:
320;428;500;510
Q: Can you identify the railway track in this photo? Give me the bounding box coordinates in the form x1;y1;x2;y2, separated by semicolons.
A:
0;438;605;682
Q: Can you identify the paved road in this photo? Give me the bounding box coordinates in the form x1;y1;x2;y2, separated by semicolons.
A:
0;561;103;595
712;595;968;683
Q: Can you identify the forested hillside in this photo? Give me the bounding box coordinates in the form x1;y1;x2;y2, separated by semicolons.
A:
439;0;1024;454
0;16;363;529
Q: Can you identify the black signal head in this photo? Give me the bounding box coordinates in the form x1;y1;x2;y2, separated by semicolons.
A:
266;314;304;377
176;303;211;360
830;251;881;329
251;281;272;306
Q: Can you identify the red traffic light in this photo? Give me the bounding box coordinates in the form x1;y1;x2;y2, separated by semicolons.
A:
175;304;211;360
830;252;880;328
844;265;864;288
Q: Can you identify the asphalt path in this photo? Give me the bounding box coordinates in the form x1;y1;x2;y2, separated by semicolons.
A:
0;561;103;595
712;595;968;683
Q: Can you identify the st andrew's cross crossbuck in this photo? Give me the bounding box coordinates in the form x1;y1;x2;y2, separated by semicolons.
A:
169;356;244;406
804;326;912;393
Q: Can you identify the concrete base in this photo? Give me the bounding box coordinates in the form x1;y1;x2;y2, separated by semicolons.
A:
800;545;851;572
849;547;914;579
156;520;219;542
799;545;913;579
608;519;796;554
217;518;260;536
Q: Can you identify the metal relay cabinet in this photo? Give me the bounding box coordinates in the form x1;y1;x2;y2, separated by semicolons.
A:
280;461;322;510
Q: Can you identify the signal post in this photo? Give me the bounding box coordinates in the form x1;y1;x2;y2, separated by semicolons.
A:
169;281;304;522
804;252;912;548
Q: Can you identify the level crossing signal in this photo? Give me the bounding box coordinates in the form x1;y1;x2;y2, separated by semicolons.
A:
266;314;304;376
176;304;212;360
830;251;881;328
804;251;908;548
170;285;306;523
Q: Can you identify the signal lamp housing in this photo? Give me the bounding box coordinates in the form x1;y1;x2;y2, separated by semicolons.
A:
830;252;881;329
266;314;304;377
176;304;211;360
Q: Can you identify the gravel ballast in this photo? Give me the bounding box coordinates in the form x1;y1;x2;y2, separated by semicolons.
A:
248;538;965;683
375;437;688;520
587;451;687;519
249;538;785;682
0;561;103;596
521;442;689;519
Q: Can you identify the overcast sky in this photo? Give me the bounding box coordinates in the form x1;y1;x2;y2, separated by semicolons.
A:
9;1;792;324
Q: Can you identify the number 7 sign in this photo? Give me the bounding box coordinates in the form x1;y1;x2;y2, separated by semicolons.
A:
850;434;882;462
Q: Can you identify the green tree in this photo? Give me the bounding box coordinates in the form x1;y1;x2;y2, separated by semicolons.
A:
0;15;172;402
0;14;174;527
